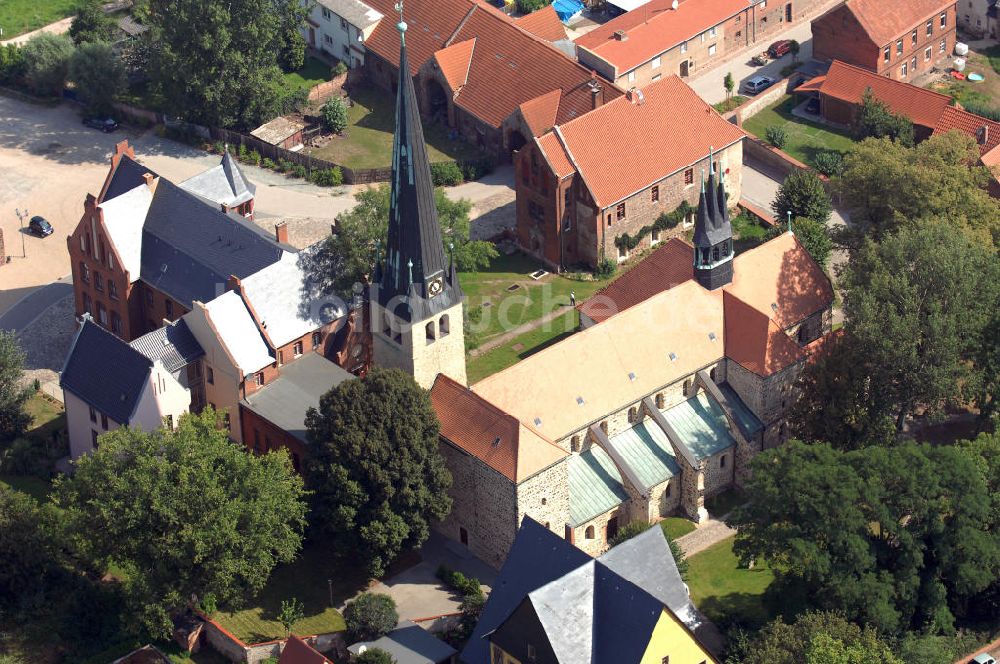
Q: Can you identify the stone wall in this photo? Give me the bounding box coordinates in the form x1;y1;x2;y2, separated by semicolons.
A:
0;228;5;264
436;441;518;568
307;71;348;103
701;446;737;497
570;505;627;557
648;476;680;520
200;617;247;662
734;75;804;125
516;461;571;545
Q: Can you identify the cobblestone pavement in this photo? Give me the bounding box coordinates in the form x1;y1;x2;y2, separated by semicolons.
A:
469;192;516;241
676;516;737;557
16;294;76;398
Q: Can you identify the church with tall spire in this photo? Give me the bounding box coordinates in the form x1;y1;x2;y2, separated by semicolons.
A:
371;6;467;388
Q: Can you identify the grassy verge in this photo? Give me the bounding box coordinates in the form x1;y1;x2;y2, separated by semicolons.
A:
686;535;776;629
466;309;579;383
461;252;612;348
212;540;366;643
0;0;77;39
305;84;484;169
660;517;696;540
280;56;331;96
742;94;856;167
0;474;52;502
713;95;747;113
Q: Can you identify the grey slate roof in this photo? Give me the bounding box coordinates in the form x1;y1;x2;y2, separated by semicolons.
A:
693;165;733;249
314;0;383;30
462;518;590;664
243;353;354;442
178;152;256;208
139;178;283;307
347;621;455;664
60;318;152;423
103;155;157;201
129;319;205;373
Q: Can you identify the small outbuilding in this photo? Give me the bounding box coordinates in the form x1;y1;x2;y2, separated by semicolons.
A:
250;117;307;150
347;621;457;664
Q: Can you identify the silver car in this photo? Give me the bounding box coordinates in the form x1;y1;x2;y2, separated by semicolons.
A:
744;75;774;95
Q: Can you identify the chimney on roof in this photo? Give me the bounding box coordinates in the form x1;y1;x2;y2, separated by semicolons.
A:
220;202;230;214
977;124;989;146
274;221;289;245
613;29;628;41
626;87;645;105
588;71;603;110
142;172;157;193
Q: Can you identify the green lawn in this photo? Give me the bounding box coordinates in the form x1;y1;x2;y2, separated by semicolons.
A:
0;0;77;39
280;56;332;95
686;535;777;629
0;474;52;502
466;309;580;384
25;392;65;439
742;94;857;168
461;252;613;348
987;44;1000;74
213;540;367;643
306;84;485;169
660;517;696;540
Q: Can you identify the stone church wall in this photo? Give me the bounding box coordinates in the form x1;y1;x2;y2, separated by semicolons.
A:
516;461;570;546
701;446;737;497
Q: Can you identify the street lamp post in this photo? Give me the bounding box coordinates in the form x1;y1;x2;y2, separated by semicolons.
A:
14;208;28;258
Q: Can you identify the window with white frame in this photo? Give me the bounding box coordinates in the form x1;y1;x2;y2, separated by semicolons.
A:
680;41;688;54
651;55;661;69
708;43;717;56
708;25;717;37
628;70;636;82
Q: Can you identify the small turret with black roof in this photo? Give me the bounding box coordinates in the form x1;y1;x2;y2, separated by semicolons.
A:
692;147;734;291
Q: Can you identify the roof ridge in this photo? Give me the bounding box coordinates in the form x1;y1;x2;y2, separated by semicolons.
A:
829;59;955;103
444;2;478;47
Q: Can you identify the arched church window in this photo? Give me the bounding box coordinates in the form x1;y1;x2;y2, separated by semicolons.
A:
440;314;450;336
628;407;638;422
585;526;595;539
655;393;665;409
425;320;436;343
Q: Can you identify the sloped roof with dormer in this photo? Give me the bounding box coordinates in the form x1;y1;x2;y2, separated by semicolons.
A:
178;151;256;208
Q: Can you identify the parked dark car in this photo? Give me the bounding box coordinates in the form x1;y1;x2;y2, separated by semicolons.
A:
768;39;793;58
743;75;774;95
28;216;53;238
82;117;119;132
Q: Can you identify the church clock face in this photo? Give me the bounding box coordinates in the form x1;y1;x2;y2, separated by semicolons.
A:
427;277;444;298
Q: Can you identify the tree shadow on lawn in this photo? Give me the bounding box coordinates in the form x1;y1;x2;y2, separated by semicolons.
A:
698;584;804;633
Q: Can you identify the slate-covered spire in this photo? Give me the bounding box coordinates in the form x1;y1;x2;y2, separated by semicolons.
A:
692;147;734;291
377;7;461;321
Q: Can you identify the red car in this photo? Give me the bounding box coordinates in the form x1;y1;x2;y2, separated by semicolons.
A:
768;40;793;58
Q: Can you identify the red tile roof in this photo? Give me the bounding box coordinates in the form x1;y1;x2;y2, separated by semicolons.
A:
516;5;568;42
932;105;1000;157
431;374;567;483
535;131;574;178
579;238;694;323
545;75;745;208
576;0;749;74
723;291;807;376
434;38;476;91
818;60;954;129
519;89;563;137
364;0;621;130
280;636;331;664
830;0;955;46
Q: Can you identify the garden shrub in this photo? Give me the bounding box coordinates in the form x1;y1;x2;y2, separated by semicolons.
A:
516;0;549;13
460;157;495;181
0;44;26;85
333;61;348;77
279;159;294;173
321;96;348;134
811;150;844;177
248;151;261;166
595;257;617;279
355;648;395;664
765;125;787;149
262;157;276;170
237;143;248;160
21;33;74;97
430;162;463;186
436;565;484;600
291;163;307;179
344;593;398;642
311;167;343;187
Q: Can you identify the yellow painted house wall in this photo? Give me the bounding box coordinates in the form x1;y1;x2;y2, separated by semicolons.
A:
639;609;717;664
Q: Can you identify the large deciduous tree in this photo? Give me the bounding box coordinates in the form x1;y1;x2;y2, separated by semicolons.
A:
0;486;64;613
306;368;452;577
771;169;832;226
725;611;902;664
852;88;915;147
69;0;118;45
0;331;31;442
21;33;74;97
300;185;497;300
839;220;998;430
56;408;308;637
730;440;1000;635
838;132;1000;246
69;42;126;116
146;0;303;128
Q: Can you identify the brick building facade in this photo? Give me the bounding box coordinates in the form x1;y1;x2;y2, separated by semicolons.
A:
811;0;957;82
516;76;745;270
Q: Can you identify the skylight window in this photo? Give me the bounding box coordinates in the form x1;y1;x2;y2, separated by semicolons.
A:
771;303;779;312
576;396;585;405
669;352;678;362
709;332;717;341
534;417;542;426
628;372;637;381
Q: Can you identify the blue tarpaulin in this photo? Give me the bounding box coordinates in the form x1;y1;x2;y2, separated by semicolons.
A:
553;0;583;22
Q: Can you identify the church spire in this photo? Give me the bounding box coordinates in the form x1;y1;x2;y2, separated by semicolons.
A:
377;5;460;321
692;147;734;291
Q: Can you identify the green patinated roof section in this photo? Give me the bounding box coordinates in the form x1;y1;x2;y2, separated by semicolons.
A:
568;446;629;527
719;383;763;438
661;392;735;461
606;419;681;490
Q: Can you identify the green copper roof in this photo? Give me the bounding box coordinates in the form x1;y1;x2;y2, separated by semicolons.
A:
606;420;681;491
568;447;628;527
719;383;763;438
661;392;735;461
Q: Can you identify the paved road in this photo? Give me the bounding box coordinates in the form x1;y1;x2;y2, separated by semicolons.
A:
1;17;74;45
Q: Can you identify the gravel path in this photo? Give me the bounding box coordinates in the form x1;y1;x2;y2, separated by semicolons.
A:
676;515;737;557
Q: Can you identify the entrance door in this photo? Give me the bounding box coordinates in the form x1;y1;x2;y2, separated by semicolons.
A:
680;60;690;77
459;527;469;546
606;517;619;542
785;3;792;22
308;27;315;47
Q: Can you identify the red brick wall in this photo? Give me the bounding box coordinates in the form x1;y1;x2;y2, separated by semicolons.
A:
239;404;306;473
812;5;880;68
